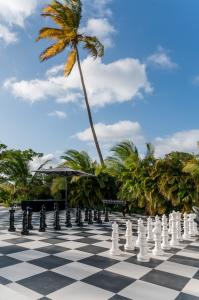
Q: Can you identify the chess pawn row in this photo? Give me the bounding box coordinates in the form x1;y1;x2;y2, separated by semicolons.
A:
161;215;170;250
137;223;150;262
124;220;135;251
110;222;121;256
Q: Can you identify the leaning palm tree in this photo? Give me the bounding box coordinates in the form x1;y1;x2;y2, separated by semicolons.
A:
36;0;104;165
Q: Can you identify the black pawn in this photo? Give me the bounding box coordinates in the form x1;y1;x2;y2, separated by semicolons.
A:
21;210;29;235
77;209;83;227
104;208;109;222
54;207;61;230
8;207;15;232
88;209;93;224
65;209;72;227
39;207;46;232
94;209;98;221
84;208;89;222
27;207;33;230
97;209;102;224
42;205;47;228
75;208;79;223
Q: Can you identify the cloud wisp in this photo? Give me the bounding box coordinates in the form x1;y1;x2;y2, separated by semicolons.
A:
147;46;177;70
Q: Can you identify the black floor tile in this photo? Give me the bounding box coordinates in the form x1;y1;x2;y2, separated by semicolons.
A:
18;271;75;295
169;255;199;268
37;245;68;254
0;276;12;285
78;245;107;254
5;238;33;244
141;269;189;291
42;238;66;244
0;245;28;255
80;255;118;269
29;255;71;269
193;270;199;280
109;295;131;300
0;255;21;268
185;245;199;252
175;292;199;300
76;238;100;244
83;270;134;293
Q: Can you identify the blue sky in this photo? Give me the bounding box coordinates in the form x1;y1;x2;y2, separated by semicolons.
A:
0;0;199;162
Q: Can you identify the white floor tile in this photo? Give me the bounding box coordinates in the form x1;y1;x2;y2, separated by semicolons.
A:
55;249;93;261
177;250;199;260
48;281;114;300
8;249;49;261
0;284;31;300
18;241;51;249
107;262;151;279
57;241;86;249
6;283;42;299
155;261;198;278
119;280;179;300
182;278;199;297
98;250;133;261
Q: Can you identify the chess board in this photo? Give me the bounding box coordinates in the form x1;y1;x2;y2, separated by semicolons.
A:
0;207;198;300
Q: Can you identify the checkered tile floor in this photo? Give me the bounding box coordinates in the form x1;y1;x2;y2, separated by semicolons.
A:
0;207;198;300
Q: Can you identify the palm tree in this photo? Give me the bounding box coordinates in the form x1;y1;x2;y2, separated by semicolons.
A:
36;0;104;165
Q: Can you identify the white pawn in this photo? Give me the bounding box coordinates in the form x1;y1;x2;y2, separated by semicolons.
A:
168;213;172;234
182;213;190;240
153;219;164;256
124;220;135;251
147;217;154;242
136;218;143;247
170;211;179;247
188;214;195;237
176;211;183;242
161;215;170;250
110;222;121;256
137;223;150;262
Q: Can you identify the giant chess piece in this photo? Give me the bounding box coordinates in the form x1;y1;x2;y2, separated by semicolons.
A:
65;209;72;228
168;213;172;234
88;209;93;224
161;215;170;250
42;205;47;228
21;209;29;235
176;211;182;242
8;206;16;232
193;214;199;235
97;209;102;224
94;209;98;221
188;213;195;237
39;206;46;232
136;218;143;248
77;208;83;227
147;217;153;242
84;208;89;222
54;205;61;230
137;223;150;262
27;207;33;230
153;219;164;256
124;220;135;250
110;222;121;256
75;208;79;223
170;211;179;247
104;208;109;223
182;212;190;240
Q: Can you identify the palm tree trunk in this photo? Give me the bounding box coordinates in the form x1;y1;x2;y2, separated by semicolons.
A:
76;47;104;166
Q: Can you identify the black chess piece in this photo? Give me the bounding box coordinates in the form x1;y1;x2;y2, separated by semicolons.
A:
104;208;109;222
21;210;29;235
97;209;102;224
41;205;47;228
84;208;89;222
75;208;79;223
39;206;46;232
65;209;72;227
8;206;16;232
54;205;61;230
27;207;33;230
77;208;83;227
94;209;98;221
88;209;93;224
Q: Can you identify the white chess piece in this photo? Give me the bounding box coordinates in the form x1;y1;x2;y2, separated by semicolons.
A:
110;222;121;256
147;217;154;242
136;218;143;247
161;215;170;250
182;213;190;240
188;214;195;237
137;223;150;262
153;219;164;256
193;214;199;236
168;213;172;234
170;211;179;247
176;211;183;242
124;220;135;250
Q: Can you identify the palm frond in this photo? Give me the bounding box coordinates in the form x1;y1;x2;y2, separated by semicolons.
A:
64;49;77;76
40;39;68;61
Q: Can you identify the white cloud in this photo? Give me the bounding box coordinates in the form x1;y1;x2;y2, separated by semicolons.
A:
0;0;39;27
154;130;199;157
82;0;112;18
147;47;177;69
81;18;115;48
29;153;58;171
0;24;18;44
75;121;145;145
5;57;152;107
48;110;66;119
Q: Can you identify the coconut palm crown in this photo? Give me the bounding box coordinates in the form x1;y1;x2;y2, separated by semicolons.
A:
36;0;105;165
